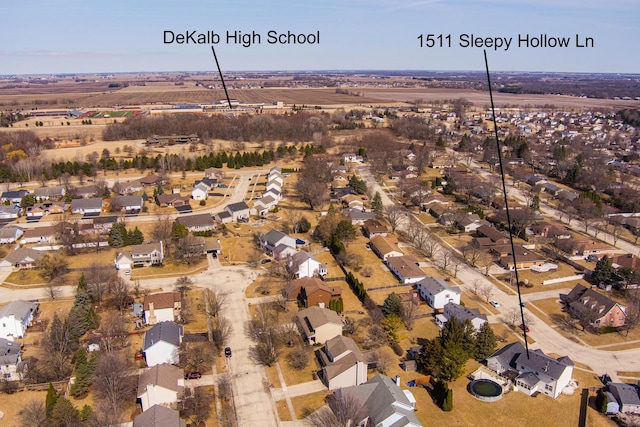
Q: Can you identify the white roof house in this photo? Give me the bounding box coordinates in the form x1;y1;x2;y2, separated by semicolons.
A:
416;276;461;311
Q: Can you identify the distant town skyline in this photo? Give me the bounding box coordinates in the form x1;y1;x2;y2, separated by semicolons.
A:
1;0;637;75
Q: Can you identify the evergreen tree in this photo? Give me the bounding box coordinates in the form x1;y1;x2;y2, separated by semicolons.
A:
474;322;497;361
372;191;384;216
108;223;126;248
130;226;144;245
77;273;86;291
70;350;91;397
45;383;58;416
172;222;188;240
592;255;614;285
382;293;404;317
433;378;448;407
442;389;453;411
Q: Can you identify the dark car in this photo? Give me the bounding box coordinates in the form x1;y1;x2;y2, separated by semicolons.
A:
225;347;232;357
185;372;202;380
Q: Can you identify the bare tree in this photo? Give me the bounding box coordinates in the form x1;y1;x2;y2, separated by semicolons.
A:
85;263;117;303
109;277;131;312
438;251;454;273
211;315;233;354
204;288;227;318
305;392;367;427
174;276;193;297
383;205;407;234
93;351;135;415
479;284;494;303
18;399;46;426
97;310;128;352
181;386;212;424
285;209;303;234
278;322;300;347
504;308;521;327
151;213;174;256
401;301;417;331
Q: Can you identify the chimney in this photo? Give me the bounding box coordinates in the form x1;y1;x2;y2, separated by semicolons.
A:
396;375;401;387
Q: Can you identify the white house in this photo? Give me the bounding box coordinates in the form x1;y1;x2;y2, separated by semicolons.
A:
137;363;183;412
339;374;421;427
0;300;39;340
143;292;182;325
416;276;461;311
294;306;343;344
288;251;327;278
143;321;183;367
191;182;209;201
0;226;24;244
369;235;403;260
111;195;144;213
437;302;487;332
386;256;427;284
608;383;640;414
224;201;250;222
70;197;103;215
317;335;368;390
114;242;164;270
0;337;26;381
486;342;574;399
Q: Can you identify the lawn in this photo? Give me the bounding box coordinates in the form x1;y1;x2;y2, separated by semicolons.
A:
130;259;207;279
291;390;329;419
0;390;47;426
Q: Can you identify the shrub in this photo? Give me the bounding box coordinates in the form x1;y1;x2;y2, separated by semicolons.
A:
391;342;403;356
601;326;618;334
361;266;374;277
442;389;453;411
199;200;206;206
288;349;309;370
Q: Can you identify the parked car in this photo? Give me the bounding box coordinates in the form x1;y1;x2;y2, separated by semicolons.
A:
185;372;202;380
519;323;530;333
489;300;500;308
225;347;232;357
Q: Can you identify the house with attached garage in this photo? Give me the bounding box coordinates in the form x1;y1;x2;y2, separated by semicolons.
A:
70;197;103;215
224;201;250;222
287;277;342;309
316;335;368;390
110;195;143;213
386;256;427;284
137;363;183;412
0;190;27;205
436;302;487;332
0;248;45;270
560;284;627;329
191;182;210;201
0;205;21;220
294;305;343;345
287;251;327;279
253;194;278;216
134;405;186;427
0;299;39;340
118;179;142;195
143;321;183;367
486;341;574;399
114;241;164;270
337;374;421;427
0;226;24;244
606;382;640;414
175;213;216;233
34;186;65;201
369;235;403;261
20;225;58;244
416;276;461;311
362;219;388;238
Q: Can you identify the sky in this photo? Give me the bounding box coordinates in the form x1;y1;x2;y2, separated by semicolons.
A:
1;0;638;75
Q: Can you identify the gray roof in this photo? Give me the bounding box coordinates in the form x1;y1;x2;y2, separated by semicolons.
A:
516;371;541;387
0;337;21;365
444;302;487;325
516;349;573;381
34;186;64;198
295;306;342;336
111;195;143;207
261;229;290;246
225;201;249;212
609;383;640;407
0;190;27;200
143;321;183;350
2;248;45;265
0;300;38;322
137;363;182;395
175;213;215;228
343;374;421;427
70;197;103;210
488;341;525;369
0;226;23;240
133;405;186;427
417;276;461;296
343;208;376;222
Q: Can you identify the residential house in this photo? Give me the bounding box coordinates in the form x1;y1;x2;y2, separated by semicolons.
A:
20;225;58;244
287;277;342;309
75;185;98;198
0;190;27;205
0;205;21;220
266;177;283;192
114;241;164;270
607;383;640;414
294;306;343;344
287;251;327;278
560;284;627;329
436;302;487;332
70;197;103;215
264;187;282;201
342;208;374;224
111;195;144;213
0;226;23;244
338;374;421;427
369;235;403;261
273;243;298;260
140;174;164;187
0;248;45;270
611;254;640;272
143;321;183;367
175;214;216;232
118;179;143;195
34;186;65;201
416;276;461;311
386;256;427;284
316;335;367;390
253;195;278;216
571;240;616;258
362;219;388;238
156;193;190;208
494;244;546;270
204;167;219;179
224;201;250;222
143;292;182;325
177;236;221;258
259;229;296;254
0;300;39;340
191;182;210;201
137;363;183;412
457;213;483;233
134;405;186;427
341;195;364;211
476;224;508;243
214;211;232;224
486;342;574;399
0;337;25;381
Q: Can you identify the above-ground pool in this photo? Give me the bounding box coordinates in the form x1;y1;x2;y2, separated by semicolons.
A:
469;379;503;402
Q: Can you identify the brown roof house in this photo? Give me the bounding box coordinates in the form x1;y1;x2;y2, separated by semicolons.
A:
287;277;342;308
137;363;183;412
369;235;403;260
494;244;546;270
134;405;185;427
294;306;343;345
362;219;388;238
143;292;182;325
561;284;627;329
114;242;164;270
386;256;427;284
317;335;368;390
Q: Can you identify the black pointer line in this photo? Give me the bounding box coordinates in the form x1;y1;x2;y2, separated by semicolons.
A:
484;49;530;358
211;45;233;110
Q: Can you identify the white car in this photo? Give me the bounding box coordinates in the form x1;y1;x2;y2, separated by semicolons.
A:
489;300;500;308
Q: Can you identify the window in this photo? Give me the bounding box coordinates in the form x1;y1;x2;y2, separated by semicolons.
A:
545;384;552;391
